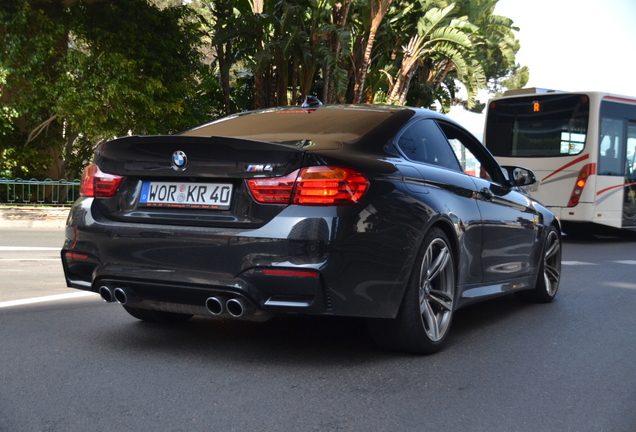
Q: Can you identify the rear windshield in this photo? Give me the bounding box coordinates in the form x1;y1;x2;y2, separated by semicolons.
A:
181;106;401;149
485;94;590;157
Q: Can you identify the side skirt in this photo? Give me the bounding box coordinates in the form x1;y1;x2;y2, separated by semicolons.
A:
455;275;537;309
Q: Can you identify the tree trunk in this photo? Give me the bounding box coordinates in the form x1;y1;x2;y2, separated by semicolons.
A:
323;0;351;104
352;28;377;103
254;71;264;109
387;56;418;104
216;43;232;115
322;62;332;104
254;36;265;109
291;59;299;104
274;51;288;106
397;65;420;105
387;35;423;104
60;131;80;180
299;63;315;102
352;0;391;104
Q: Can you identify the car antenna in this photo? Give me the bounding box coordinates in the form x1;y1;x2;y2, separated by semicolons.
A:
301;95;323;108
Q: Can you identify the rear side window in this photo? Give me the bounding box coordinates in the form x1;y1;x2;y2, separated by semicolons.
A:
397;119;461;171
437;121;506;185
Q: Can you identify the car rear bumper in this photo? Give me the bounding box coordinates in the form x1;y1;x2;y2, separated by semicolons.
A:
61;198;416;319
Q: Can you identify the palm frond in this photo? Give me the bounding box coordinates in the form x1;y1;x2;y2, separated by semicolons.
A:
428;27;471;47
418;4;456;38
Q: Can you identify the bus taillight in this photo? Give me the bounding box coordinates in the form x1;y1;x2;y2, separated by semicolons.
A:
567;164;596;207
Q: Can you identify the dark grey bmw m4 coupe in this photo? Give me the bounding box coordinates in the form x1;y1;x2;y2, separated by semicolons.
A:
61;103;562;354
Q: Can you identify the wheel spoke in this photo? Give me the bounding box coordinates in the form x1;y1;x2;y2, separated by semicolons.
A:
422;300;439;340
545;264;559;283
543;273;552;295
420;249;433;286
427;245;450;281
428;289;453;311
419;289;427;313
545;236;560;260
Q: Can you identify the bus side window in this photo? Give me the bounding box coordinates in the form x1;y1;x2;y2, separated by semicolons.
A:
627;122;636;180
599;118;625;176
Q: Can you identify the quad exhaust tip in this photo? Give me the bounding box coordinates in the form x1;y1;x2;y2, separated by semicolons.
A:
102;288;256;317
98;286;115;303
205;296;227;316
113;287;139;305
226;297;255;318
205;295;256;318
99;285;136;304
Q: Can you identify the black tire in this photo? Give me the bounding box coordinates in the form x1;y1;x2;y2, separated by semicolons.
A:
368;227;456;354
122;305;193;323
516;224;561;303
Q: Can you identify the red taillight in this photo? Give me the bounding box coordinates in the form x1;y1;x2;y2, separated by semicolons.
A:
567;163;596;207
261;269;319;277
65;252;89;261
80;163;124;198
246;166;369;206
293;167;369;205
246;170;299;203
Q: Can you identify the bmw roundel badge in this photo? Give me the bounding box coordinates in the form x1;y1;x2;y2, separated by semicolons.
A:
172;150;187;171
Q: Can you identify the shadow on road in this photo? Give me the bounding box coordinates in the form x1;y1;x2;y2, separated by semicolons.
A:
74;293;541;364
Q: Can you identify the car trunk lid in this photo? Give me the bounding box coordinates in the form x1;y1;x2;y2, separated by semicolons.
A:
92;135;310;227
96;135;309;178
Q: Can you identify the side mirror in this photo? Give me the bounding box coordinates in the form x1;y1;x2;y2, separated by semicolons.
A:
502;165;537;187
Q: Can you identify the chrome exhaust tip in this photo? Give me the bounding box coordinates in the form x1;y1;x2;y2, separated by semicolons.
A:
226;297;255;318
98;286;115;303
113;287;139;305
205;296;227;316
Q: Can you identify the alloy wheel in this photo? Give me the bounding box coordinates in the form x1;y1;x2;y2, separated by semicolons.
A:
542;230;561;296
419;238;454;341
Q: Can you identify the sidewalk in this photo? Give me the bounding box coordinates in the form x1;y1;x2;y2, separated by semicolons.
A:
0;207;69;229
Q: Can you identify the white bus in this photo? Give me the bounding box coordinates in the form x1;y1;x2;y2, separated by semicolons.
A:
484;88;636;234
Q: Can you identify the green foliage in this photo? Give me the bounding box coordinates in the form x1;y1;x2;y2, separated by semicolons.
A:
0;132;57;179
1;0;210;180
0;69;19;135
490;64;530;97
1;0;525;179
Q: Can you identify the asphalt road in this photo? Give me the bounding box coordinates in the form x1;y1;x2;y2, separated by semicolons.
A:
1;228;635;432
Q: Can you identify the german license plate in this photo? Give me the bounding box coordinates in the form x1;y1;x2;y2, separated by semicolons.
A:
139;182;233;209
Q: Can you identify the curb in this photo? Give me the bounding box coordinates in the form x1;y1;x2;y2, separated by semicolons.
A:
0;207;69;229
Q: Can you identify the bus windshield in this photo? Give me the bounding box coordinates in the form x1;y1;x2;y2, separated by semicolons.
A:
485;94;590;157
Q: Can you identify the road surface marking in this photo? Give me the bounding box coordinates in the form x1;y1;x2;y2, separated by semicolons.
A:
562;261;597;265
613;260;636;265
0;247;60;251
0;259;60;261
0;292;95;308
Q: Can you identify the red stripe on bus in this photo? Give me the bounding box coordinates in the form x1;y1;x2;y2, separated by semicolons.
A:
597;182;636;196
603;96;636;104
541;153;590;182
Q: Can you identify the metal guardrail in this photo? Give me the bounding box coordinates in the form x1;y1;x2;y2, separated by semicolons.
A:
0;178;81;206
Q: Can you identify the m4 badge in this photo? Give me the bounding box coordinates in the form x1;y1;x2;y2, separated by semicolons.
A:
246;165;274;172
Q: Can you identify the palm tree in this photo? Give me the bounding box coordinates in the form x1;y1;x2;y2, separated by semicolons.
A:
464;1;521;97
352;0;392;104
386;3;479;105
386;0;521;109
322;0;352;104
